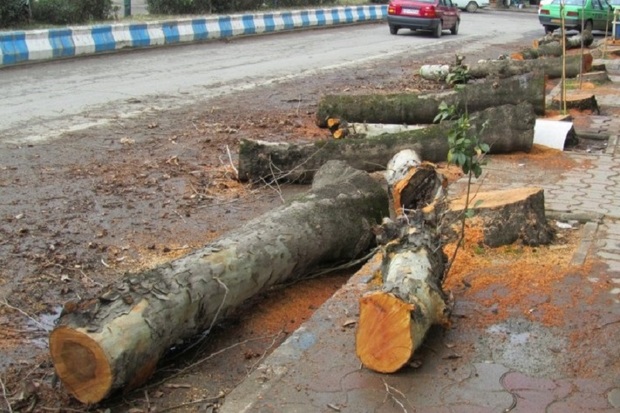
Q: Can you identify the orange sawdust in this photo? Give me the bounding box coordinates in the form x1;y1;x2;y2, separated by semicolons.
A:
493;144;579;170
235;273;350;336
443;219;598;328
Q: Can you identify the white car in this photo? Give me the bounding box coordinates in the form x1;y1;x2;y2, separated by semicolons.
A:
451;0;489;12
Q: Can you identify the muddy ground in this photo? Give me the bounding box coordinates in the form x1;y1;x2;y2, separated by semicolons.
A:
0;37;606;412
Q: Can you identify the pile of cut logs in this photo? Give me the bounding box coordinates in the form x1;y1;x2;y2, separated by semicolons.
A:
50;35;598;403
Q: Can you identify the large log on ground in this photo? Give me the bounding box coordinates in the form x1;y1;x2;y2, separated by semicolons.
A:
315;72;544;127
356;214;450;373
447;187;554;247
49;161;388;404
467;53;593;79
530;31;594;51
239;103;536;184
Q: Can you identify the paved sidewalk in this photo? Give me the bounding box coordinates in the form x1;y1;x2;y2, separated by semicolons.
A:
221;62;620;413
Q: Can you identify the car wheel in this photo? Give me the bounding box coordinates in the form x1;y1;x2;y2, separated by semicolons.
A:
389;25;398;35
583;20;593;32
434;21;443;38
465;1;478;12
543;25;554;34
450;19;459;35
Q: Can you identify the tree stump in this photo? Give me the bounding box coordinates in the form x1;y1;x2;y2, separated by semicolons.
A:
552;92;600;114
447;187;554;247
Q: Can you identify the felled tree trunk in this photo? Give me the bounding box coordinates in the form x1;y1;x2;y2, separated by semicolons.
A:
49;161;388;404
467;53;593;79
330;121;427;140
356;169;449;372
239;103;536;184
447;187;554;247
315;72;545;127
531;31;594;50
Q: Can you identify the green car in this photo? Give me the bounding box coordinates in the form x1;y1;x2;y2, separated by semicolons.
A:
539;0;615;34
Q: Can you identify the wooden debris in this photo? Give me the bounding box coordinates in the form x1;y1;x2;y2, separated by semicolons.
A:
49;161;388;404
315;72;545;127
239;103;536;183
467;53;593;79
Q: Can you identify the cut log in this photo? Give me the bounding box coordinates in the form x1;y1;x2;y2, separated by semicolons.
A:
356;214;449;373
239;103;536;184
385;149;446;217
467;53;593;79
333;122;427;140
315;72;545;127
552;92;600;114
447;187;554;247
49;160;388;404
532;31;594;50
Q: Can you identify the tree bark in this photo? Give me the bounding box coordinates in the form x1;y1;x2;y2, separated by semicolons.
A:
447;187;554;247
49;160;389;404
239;103;536;184
315;72;545;128
552;92;600;114
356;214;449;373
467;53;593;79
330;121;427;140
357;155;448;374
532;31;594;50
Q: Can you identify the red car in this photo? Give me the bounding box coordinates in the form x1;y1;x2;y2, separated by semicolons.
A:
387;0;461;37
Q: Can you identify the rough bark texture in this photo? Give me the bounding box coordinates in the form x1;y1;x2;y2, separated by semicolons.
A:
356;213;449;373
467;53;593;79
315;72;545;127
532;31;594;50
447;187;554;247
49;161;389;404
239;103;536;184
552;92;600;114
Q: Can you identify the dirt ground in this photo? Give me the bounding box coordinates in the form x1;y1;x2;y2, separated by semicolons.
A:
0;38;612;412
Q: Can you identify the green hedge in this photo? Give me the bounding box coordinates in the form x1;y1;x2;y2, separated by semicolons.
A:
146;0;338;14
0;0;30;27
31;0;112;25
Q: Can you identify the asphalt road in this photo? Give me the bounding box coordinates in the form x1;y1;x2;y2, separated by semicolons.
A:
0;10;541;146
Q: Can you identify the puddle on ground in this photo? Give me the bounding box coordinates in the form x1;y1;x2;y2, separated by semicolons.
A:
481;318;567;377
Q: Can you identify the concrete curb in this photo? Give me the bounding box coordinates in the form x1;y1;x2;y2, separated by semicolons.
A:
0;5;387;67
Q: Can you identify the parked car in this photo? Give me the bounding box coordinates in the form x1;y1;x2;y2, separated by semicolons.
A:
538;0;553;14
451;0;489;12
387;0;461;37
538;0;615;34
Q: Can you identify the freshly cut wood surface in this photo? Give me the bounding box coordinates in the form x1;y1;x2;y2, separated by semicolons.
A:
356;292;416;373
448;187;554;247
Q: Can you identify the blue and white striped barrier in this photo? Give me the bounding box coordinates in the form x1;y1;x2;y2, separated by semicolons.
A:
0;5;387;67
